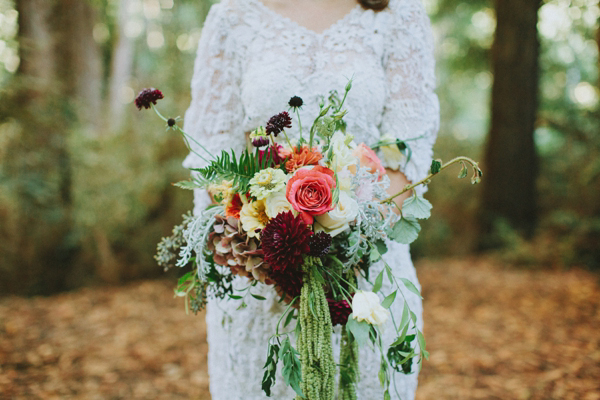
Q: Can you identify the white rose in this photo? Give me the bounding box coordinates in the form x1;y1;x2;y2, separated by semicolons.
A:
329;131;357;172
351;290;390;326
314;191;359;237
265;190;296;218
379;134;405;171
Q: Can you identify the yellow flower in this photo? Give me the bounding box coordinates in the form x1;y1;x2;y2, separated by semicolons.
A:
208;180;234;205
239;199;269;238
249;168;287;200
380;134;405;171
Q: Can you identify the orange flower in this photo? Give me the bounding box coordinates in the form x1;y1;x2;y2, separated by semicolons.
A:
225;193;243;219
285;146;323;173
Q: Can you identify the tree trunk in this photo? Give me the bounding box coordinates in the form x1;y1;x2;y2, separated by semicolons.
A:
107;0;136;132
478;0;541;244
1;0;102;295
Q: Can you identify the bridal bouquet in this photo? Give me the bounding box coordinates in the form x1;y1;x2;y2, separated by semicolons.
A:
139;83;482;400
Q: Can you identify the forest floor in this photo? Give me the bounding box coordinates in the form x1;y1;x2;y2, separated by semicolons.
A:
1;257;599;400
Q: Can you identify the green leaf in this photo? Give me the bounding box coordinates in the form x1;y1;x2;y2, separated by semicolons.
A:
261;343;280;396
458;162;468;179
369;245;381;263
283;309;295;328
400;278;423;299
381;291;397;309
375;239;388;256
228;294;243;300
402;195;432;219
384;390;391;400
389;216;421;244
279;338;304;397
346;315;371;348
372;269;384;293
398;303;410;333
430;159;442;174
385;264;394;284
173;180;205;190
250;293;266;301
417;330;430;360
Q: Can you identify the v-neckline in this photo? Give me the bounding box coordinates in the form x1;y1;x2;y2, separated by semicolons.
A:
250;0;362;37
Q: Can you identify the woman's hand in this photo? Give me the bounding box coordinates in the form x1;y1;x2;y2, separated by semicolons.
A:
386;168;412;212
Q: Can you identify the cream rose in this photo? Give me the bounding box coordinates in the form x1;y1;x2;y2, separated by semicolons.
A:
265;190;296;219
314;191;359;237
329;131;357;172
351;290;390;326
379;134;405;171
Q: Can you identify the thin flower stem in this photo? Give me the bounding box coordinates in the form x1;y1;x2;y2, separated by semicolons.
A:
281;129;294;151
295;108;303;144
151;105;215;164
381;156;481;204
275;296;299;336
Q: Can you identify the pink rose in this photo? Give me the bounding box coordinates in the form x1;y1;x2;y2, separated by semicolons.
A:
353;143;386;179
286;166;336;225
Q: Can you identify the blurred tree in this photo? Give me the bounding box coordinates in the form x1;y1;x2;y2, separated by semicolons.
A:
1;0;102;294
478;0;541;243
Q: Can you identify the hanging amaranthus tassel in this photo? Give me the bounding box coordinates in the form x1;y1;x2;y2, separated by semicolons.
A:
296;256;336;400
338;326;359;400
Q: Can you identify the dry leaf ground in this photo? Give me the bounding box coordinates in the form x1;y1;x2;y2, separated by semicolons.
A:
1;258;598;399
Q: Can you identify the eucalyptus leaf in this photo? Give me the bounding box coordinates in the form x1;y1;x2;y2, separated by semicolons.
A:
346;314;371;348
400;278;423;299
381;290;397;309
389;216;421;244
251;293;267;301
373;269;384;293
402;195;432;219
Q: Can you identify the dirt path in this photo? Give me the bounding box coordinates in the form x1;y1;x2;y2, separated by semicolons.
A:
1;258;598;399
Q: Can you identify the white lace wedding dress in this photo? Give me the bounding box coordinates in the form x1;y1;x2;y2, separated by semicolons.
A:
182;0;439;398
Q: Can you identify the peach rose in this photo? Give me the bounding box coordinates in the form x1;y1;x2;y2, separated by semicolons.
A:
353;143;386;179
286;166;336;225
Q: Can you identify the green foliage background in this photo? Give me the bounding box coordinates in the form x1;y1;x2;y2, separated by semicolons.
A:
0;0;598;295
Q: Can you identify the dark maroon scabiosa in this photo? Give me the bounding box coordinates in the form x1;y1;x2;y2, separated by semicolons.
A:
288;96;303;109
327;298;352;326
265;111;292;137
308;231;332;257
252;136;270;147
261;211;313;272
135;88;164;110
167;117;176;127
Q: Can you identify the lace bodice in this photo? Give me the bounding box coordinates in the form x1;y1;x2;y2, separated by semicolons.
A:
181;0;438;398
183;0;439;205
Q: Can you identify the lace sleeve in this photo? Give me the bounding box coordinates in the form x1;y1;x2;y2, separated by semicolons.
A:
182;0;246;170
379;0;440;195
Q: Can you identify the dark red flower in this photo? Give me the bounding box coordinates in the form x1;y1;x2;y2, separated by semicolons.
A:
266;111;292;137
135;88;164;110
270;267;304;299
308;232;332;257
261;211;312;272
252;136;270;147
258;144;285;167
288;96;303;109
327;298;352;326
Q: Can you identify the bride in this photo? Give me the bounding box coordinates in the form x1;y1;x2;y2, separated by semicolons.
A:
182;0;439;398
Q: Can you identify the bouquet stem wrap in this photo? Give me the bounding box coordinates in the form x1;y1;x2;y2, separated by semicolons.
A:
296;257;336;400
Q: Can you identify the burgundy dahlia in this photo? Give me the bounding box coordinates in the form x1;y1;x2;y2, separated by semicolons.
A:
270;267;304;299
265;111;292;137
308;231;332;257
327;298;352;326
135;88;164;110
261;211;313;272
